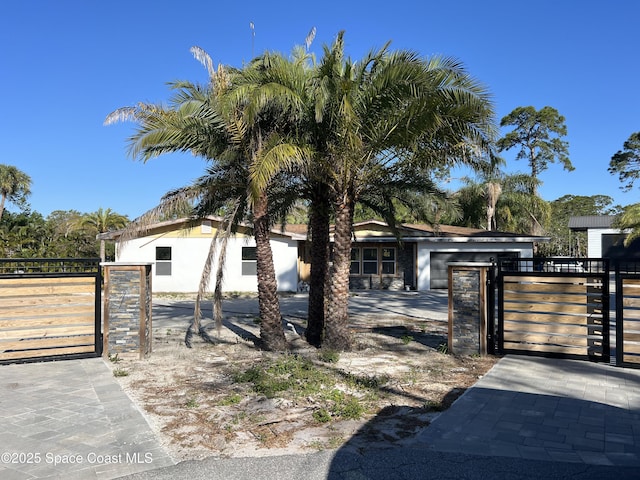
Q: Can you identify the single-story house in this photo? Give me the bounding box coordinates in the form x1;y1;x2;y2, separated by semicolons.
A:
569;215;640;260
100;217;547;293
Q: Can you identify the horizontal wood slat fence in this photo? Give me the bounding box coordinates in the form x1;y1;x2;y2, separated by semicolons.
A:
497;259;610;362
616;262;640;367
0;259;102;363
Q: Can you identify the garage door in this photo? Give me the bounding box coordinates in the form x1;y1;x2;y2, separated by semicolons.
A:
430;252;517;289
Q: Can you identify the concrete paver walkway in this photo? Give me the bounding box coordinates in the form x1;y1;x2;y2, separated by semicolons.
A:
0;358;173;479
414;355;640;466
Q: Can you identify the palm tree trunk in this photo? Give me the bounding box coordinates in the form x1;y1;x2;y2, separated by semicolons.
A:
0;193;6;221
325;192;354;351
306;184;330;347
254;190;287;351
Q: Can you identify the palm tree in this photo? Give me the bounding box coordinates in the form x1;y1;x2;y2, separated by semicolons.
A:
456;170;549;235
107;48;308;351
252;32;496;351
313;33;495;350
0;165;31;220
79;208;129;261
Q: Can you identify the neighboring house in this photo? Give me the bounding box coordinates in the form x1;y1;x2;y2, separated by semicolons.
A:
569;215;640;260
100;217;545;293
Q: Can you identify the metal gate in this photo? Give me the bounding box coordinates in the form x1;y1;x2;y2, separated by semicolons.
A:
0;258;102;363
495;258;610;362
615;261;640;366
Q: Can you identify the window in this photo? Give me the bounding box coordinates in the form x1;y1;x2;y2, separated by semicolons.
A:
362;248;378;274
201;220;212;234
155;247;172;276
350;248;361;274
242;247;257;275
381;247;396;274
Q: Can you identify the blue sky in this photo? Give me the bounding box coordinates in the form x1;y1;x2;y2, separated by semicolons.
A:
1;0;639;220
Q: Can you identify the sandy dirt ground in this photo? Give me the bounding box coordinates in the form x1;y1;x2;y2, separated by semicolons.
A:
106;295;497;462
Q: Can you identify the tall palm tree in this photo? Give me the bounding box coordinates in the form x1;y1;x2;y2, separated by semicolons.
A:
252;32;496;351
0;165;31;220
456;170;549;235
107;48;308;351
79;207;129;261
315;33;495;350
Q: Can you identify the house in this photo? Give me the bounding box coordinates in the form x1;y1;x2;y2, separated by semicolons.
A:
100;217;546;293
569;215;640;260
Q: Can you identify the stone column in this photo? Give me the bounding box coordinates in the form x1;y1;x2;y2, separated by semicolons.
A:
448;262;491;356
102;262;153;359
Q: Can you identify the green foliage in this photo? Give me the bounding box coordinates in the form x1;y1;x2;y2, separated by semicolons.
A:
609;132;640;192
497;106;572;192
185;396;200;408
401;335;414;345
538;194;619;256
233;354;374;421
234;355;332;398
317;349;340;363
312;408;332;423
0;208;128;259
219;393;242;406
0;164;31;220
614;203;640;246
112;368;129;377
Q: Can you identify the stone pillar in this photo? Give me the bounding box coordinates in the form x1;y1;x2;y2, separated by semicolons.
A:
102;262;153;359
448;262;490;356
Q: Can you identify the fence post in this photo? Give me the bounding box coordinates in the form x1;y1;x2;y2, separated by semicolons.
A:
102;262;153;359
447;262;491;356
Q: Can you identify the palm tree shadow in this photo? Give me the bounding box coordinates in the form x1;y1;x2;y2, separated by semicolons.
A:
216;318;262;346
371;325;446;349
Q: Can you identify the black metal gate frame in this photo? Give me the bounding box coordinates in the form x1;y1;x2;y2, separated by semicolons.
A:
615;261;640;367
492;258;610;362
0;258;103;363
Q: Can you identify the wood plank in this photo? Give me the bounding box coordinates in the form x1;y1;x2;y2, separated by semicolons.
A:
504;312;601;323
504;292;597;303
503;311;601;324
503;275;592;285
621;309;640;320
503;302;590;314
622;354;640;364
0;315;95;329
0;304;95;319
0;295;95;308
621;342;640;354
622;330;640;343
503;333;593;347
503;282;592;294
0;283;95;297
0;276;95;286
0;345;95;361
0;325;95;340
622;278;640;286
502;342;593;356
623;297;640;308
503;321;590;336
0;334;95;351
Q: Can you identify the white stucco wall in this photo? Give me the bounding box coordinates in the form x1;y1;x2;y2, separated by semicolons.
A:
587;228;622;258
116;234;299;293
416;241;534;291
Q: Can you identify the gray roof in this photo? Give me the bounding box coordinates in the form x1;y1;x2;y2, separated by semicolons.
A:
568;215;617;230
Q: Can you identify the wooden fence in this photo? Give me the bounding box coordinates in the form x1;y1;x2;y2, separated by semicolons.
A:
497;259;610;362
0;259;101;363
616;263;640;366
